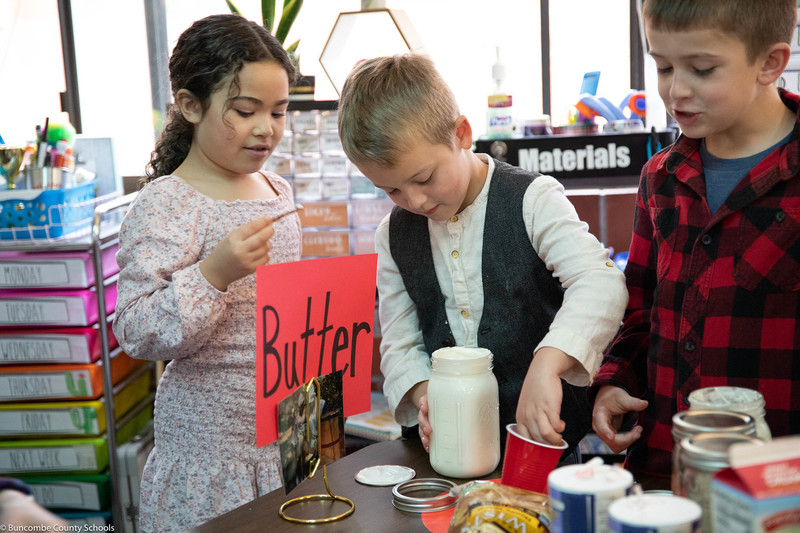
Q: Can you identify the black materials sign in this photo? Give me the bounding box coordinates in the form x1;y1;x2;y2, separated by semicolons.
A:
475;129;678;181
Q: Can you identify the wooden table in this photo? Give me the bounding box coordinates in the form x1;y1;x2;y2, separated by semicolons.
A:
192;439;501;533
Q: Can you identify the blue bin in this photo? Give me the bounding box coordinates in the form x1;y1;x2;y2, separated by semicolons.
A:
0;182;96;240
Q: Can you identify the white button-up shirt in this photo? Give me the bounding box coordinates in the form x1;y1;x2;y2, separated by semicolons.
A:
376;157;628;425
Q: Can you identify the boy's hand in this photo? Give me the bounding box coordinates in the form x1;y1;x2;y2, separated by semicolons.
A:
199;218;275;291
516;347;575;445
405;381;432;453
592;385;648;453
417;395;432;452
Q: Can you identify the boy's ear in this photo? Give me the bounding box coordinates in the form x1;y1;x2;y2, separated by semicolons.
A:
758;42;791;86
454;115;473;149
175;88;203;124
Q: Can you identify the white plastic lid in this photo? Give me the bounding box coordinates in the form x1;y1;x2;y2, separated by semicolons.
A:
354;465;415;486
608;494;702;526
548;459;633;493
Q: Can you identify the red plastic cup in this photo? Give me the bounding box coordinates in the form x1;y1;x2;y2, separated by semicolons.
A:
500;423;568;494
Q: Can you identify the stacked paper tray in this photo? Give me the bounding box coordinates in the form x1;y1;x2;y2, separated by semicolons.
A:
0;281;117;328
0;435;110;475
114;395;155;445
19;473;111;511
0;350;145;402
0;397;154;476
0;324;118;364
0;364;152;437
0;245;119;289
118;420;154;533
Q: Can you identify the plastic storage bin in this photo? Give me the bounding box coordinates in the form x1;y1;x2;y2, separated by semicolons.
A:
0;182;95;240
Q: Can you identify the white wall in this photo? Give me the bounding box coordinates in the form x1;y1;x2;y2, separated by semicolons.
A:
1;0;635;178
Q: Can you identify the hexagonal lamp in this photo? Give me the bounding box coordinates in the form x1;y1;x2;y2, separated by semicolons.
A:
319;9;426;96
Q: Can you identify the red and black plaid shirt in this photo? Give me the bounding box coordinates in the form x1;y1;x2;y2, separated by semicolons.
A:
594;89;800;481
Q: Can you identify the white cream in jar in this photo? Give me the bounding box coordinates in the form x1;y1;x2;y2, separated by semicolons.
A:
427;347;500;478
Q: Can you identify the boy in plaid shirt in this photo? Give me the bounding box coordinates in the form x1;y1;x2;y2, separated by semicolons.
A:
592;0;800;489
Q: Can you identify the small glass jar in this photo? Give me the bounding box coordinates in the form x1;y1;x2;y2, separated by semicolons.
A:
688;386;772;441
679;433;764;532
427;347;500;478
671;409;755;495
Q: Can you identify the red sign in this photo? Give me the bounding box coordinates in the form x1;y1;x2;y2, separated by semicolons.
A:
255;254;378;446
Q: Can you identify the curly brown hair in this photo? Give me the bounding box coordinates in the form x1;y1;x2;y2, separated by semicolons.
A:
144;14;297;183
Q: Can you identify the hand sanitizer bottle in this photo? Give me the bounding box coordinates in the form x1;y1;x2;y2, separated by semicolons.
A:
487;47;514;139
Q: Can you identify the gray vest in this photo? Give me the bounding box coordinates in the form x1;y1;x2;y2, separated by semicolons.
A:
389;159;591;453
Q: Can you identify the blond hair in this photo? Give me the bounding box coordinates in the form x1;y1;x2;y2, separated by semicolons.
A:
338;54;460;168
643;0;797;63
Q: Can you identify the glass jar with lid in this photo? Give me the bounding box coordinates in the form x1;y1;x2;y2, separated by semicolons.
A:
427;347;500;478
679;432;765;532
688;386;771;441
671;409;755;495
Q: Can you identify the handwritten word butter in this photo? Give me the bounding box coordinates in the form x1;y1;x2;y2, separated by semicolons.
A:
260;291;371;398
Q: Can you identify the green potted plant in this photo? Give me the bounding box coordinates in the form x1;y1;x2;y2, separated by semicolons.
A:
226;0;315;99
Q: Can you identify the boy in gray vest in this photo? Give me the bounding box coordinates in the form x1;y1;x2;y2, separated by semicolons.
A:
338;54;627;458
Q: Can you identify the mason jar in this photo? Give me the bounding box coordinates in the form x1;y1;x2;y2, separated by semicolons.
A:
427;347;500;478
679;432;764;532
671;409;755;495
688;386;771;441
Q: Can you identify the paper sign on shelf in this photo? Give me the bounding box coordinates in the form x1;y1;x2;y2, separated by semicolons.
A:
255;254;377;446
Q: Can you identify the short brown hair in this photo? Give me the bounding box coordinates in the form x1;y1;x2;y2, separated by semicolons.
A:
338;54;460;168
643;0;797;63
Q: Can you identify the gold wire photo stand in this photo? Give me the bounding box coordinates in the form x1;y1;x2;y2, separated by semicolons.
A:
279;377;355;524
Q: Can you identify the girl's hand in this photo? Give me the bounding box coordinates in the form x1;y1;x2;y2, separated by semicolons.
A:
199;217;275;291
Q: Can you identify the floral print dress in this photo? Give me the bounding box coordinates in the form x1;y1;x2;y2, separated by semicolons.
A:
112;173;302;532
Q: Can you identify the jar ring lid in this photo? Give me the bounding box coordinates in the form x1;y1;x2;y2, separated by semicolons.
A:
391;478;458;513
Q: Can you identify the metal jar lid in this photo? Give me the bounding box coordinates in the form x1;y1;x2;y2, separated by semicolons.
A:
391;478;458;513
680;432;764;471
672;409;755;441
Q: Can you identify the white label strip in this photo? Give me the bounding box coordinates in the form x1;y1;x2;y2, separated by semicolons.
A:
29;481;101;509
0;446;86;472
0;371;95;400
0;335;80;363
0;299;71;324
0;261;73;287
0;407;99;434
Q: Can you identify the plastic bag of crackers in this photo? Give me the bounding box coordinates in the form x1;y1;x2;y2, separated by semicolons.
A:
448;480;551;533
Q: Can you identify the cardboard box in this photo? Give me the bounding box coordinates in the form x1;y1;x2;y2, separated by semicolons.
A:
711;436;800;532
